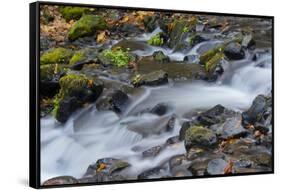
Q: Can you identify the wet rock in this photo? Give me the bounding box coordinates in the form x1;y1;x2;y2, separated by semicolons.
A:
137;167;166;179
206;158;227;175
112;39;150;52
242;34;256;50
184;126;218;150
68;15;107;41
168;20;190;51
84;158;130;177
152;51;170;63
69;48;99;70
210;114;249;139
169;154;192;177
40;64;66;97
142;146;163;158
224;42;245;60
40;36;55;51
233;159;253;169
118;23;142;37
53;74;104;123
131;70;168;87
96;90;129;113
189;34;208;47
165;136;181;145
242;94;272;127
40;47;74;65
197;104;236;126
149;102;172;116
183;54;198;63
179;121;192;141
189;158;210;176
43;176;78;186
144;15;159;32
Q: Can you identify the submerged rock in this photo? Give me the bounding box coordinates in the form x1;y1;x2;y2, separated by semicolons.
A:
43;176;78;186
68;15;107;41
96;90;129;113
131;70;168;87
184;126;218;150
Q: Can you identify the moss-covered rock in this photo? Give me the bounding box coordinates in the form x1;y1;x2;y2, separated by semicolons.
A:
152;51;170;63
40;47;73;65
184;126;217;150
131;70;168;87
205;52;224;73
40;64;67;97
168;20;190;51
53;73;103;123
60;6;93;22
100;47;135;67
68;14;107;41
69;48;99;70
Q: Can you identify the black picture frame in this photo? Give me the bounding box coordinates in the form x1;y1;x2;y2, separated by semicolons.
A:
30;1;274;189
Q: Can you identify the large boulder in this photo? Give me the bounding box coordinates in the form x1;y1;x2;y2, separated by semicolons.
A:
68;15;107;41
184;126;218;150
40;47;73;65
53;74;103;123
131;70;168;87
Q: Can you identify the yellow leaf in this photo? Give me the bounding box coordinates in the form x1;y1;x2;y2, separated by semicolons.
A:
96;31;106;43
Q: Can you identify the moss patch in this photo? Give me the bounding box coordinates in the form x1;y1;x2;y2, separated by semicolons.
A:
69;50;86;65
40;47;73;65
68;14;107;41
147;33;164;46
60;6;93;22
102;47;134;67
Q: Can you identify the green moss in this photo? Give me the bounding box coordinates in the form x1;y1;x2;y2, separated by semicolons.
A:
199;46;224;65
68;14;107;41
185;126;215;143
40;64;66;80
132;74;142;86
182;26;189;33
60;6;92;22
40;48;73;65
147;33;164;46
205;52;224;72
102;47;133;67
69;50;86;65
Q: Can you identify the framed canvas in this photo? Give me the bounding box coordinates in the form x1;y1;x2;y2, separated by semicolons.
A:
29;1;274;188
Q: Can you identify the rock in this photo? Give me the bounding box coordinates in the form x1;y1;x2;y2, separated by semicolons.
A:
40;64;66;97
142;146;163;158
169;154;192;177
184;126;218;150
197;104;236;126
42;176;78;186
242;34;256;50
183;54;198;63
40;47;73;65
165;136;181;145
149;102;172;116
131;70;168;87
112;40;150;52
84;158;130;177
40;36;55;51
137;167;165;179
98;48;136;67
189;34;208;47
189;158;210;176
96;90;129;113
210;113;249;139
68;15;107;41
69;48;99;70
242;94;272;126
144;15;159;32
168;20;190;51
137;59;206;81
118;23;142;37
224;42;245;60
53;74;104;123
152;51;170;63
60;6;93;22
179;121;191;141
206;158;228;175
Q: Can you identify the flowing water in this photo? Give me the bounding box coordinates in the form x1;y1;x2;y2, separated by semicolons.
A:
40;35;272;183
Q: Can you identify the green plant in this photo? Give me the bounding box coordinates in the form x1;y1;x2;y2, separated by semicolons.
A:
182;26;189;33
69;51;86;65
102;47;133;67
147;33;164;46
40;47;73;65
